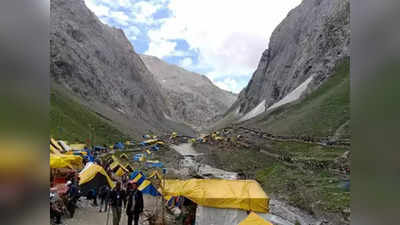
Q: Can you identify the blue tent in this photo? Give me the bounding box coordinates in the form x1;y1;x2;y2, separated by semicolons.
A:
150;145;160;151
129;171;161;196
145;161;163;168
133;154;144;161
114;142;124;149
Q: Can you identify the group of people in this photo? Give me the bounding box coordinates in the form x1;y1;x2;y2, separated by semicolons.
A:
50;178;144;225
102;181;144;225
50;177;80;224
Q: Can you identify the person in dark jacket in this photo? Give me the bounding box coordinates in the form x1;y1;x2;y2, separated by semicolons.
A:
109;182;126;225
126;182;144;225
66;180;79;218
99;184;110;212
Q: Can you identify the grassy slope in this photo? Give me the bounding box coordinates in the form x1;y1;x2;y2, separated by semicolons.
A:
247;57;350;138
50;89;131;145
195;59;351;221
195;140;349;216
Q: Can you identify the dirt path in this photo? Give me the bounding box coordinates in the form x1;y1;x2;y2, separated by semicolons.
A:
63;196;160;225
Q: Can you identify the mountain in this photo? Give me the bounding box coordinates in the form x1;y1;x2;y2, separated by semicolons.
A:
50;0;195;140
221;0;350;136
140;55;237;131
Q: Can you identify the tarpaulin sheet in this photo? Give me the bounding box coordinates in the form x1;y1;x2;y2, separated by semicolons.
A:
79;163;115;189
50;144;62;155
50;153;82;170
238;212;273;225
115;167;126;176
50;154;72;169
162;179;269;213
50;138;63;152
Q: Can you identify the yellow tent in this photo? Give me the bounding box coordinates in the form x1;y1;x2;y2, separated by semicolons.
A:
50;138;63;152
144;139;158;145
50;153;83;170
148;170;162;180
79;163;115;189
50;144;62;155
115;167;127;176
238;212;273;225
50;153;72;169
109;161;120;170
120;153;129;161
156;141;165;145
161;179;269;213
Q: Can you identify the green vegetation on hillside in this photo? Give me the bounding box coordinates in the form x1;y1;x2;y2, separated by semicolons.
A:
50;89;131;145
195;139;350;218
250;57;350;138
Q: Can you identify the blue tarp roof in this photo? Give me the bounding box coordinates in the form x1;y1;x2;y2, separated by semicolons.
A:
114;142;124;149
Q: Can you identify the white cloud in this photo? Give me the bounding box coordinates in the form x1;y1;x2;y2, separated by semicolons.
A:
131;1;163;25
146;39;177;58
214;78;241;94
110;11;130;25
146;0;302;81
179;57;193;68
84;0;111;17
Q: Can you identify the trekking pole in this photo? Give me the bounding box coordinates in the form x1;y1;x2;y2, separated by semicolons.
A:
106;205;110;225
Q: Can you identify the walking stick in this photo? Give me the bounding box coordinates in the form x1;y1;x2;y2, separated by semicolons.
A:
106;205;110;225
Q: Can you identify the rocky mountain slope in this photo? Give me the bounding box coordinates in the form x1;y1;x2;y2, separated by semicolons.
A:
224;0;350;129
140;55;237;131
50;0;195;139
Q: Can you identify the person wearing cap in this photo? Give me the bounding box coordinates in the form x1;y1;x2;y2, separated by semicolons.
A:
126;182;143;225
109;182;126;225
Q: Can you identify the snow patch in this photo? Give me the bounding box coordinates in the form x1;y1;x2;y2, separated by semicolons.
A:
239;99;266;122
267;76;314;111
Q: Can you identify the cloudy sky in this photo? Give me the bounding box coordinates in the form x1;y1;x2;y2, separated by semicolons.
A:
84;0;301;93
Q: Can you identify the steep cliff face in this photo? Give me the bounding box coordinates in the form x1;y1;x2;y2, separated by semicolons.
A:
229;0;350;120
140;55;237;131
50;0;195;137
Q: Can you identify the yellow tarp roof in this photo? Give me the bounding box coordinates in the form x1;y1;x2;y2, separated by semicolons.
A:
144;139;158;144
115;167;126;176
50;144;62;155
79;164;115;188
50;138;63;151
110;161;120;170
50;153;72;169
50;153;83;170
238;212;273;225
161;179;269;213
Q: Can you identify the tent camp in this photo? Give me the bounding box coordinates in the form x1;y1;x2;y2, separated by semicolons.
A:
79;163;115;194
161;179;271;225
